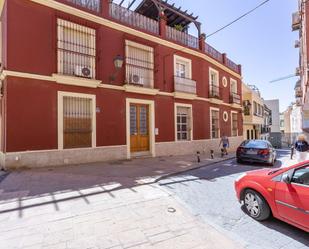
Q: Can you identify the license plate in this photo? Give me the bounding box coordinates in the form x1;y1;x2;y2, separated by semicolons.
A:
246;150;257;155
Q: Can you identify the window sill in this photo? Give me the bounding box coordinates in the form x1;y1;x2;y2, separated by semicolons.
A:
53;74;102;88
124;84;159;95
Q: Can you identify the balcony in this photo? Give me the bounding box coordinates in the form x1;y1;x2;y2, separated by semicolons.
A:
60;0;101;12
109;2;159;35
125;58;154;88
209;84;222;99
295;40;300;48
230;92;241;105
226;58;239;73
174;76;197;94
292;11;301;31
58;0;241;76
205;44;223;63
166;26;199;49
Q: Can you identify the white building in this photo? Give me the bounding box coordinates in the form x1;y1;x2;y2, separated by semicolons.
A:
264;99;281;147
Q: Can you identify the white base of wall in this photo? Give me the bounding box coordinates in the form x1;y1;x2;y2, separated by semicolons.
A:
0;136;243;169
156;136;243;157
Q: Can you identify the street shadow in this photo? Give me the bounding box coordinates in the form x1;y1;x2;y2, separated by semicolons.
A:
240;206;309;246
159;152;308;247
0;153;228;216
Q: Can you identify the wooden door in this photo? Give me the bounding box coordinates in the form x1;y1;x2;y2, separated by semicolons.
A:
130;104;150;153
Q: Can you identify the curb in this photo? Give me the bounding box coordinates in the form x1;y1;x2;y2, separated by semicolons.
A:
155;156;236;182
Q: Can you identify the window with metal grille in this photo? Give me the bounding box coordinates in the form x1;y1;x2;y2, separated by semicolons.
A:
57;19;96;79
231;112;238;137
211;110;220;139
177;107;191;141
63;96;93;149
125;41;154;88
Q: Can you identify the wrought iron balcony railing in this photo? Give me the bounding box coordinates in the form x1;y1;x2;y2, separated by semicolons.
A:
205;44;223;63
109;3;159;35
209;84;222;99
166;26;199;49
230;92;241;105
61;0;100;12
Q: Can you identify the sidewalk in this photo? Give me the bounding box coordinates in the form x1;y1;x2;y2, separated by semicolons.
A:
0;153;242;249
0;153;235;203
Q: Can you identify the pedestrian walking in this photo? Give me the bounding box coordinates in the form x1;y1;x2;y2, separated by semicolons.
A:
219;134;229;157
294;134;309;162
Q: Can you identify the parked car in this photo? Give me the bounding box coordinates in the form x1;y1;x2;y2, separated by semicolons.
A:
234;161;309;232
236;140;277;166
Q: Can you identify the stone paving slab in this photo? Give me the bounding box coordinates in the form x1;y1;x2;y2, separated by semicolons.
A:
0;182;243;249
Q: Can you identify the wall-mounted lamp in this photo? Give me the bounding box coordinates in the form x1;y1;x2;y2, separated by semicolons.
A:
109;55;124;83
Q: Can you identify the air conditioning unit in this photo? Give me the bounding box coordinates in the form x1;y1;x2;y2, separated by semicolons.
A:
74;66;92;78
129;74;144;86
295;40;300;48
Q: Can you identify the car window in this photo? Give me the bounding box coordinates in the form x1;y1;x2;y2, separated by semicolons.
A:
291;166;309;186
241;140;268;149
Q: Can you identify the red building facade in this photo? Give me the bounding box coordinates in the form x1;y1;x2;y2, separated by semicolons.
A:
0;0;243;168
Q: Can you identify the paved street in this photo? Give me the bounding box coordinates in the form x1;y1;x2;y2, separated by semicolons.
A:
0;154;242;249
159;150;309;249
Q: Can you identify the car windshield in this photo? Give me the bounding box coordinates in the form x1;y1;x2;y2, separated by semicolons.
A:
241;140;269;149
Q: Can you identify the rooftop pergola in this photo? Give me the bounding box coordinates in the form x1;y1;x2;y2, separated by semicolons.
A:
117;0;202;36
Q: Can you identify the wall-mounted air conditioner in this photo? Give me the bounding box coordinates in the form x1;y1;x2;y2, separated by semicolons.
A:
129;74;144;86
74;66;93;78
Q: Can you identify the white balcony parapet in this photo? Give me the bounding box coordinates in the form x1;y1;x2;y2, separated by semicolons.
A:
174;76;197;94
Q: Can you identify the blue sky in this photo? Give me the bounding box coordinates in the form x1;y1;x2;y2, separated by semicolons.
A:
116;0;299;112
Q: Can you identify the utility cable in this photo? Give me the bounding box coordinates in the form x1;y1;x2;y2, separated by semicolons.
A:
206;0;271;38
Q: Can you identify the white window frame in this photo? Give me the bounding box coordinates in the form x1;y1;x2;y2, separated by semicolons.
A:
230;78;237;94
174;103;193;142
57;19;96;78
174;55;192;79
210;107;220;139
58;91;96;150
231;111;238;137
209;67;219;87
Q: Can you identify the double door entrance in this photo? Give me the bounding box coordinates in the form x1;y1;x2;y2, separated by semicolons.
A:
130;104;150;153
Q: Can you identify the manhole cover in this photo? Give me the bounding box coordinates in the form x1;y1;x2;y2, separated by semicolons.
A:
167;207;176;213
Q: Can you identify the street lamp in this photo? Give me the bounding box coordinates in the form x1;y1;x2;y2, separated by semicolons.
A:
110;55;124;83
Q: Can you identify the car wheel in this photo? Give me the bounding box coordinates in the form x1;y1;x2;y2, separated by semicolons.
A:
237;158;242;164
243;189;270;221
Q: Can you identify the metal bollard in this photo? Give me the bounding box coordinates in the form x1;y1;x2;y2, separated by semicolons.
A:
290;146;294;160
221;148;225;158
210;150;214;159
196;151;201;163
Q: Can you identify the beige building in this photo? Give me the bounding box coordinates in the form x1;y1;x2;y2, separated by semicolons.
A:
242;84;265;140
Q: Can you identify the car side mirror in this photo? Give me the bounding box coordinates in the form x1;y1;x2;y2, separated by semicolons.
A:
282;174;291;184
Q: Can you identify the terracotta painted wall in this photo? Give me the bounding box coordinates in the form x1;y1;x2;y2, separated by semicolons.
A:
2;0;243;152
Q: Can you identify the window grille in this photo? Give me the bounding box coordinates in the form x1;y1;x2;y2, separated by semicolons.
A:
63;96;93;149
57;19;96;79
125;42;154;88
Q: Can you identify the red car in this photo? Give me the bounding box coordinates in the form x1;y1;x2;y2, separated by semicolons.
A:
235;161;309;232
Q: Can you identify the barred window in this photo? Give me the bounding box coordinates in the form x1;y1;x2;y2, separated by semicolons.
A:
57;19;96;79
231;112;238;137
125;41;154;88
63;96;94;149
211;109;220;139
176;106;191;141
